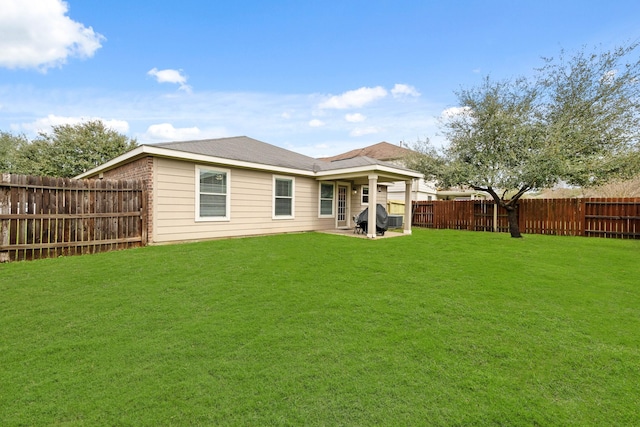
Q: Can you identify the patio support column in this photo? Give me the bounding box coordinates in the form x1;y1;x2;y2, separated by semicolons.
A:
404;180;413;235
367;174;378;238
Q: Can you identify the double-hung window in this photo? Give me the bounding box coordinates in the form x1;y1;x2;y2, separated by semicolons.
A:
273;176;294;219
319;183;335;217
361;185;369;204
196;166;230;221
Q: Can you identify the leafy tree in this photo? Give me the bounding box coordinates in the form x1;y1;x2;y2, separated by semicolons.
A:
412;44;640;238
25;120;137;177
15;139;57;176
0;131;29;173
539;44;640;187
403;137;445;178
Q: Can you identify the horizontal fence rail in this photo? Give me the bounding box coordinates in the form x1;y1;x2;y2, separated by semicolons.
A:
583;199;640;238
412;198;640;239
1;174;147;262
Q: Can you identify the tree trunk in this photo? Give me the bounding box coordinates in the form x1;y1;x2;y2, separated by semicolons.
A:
475;185;527;238
506;206;522;238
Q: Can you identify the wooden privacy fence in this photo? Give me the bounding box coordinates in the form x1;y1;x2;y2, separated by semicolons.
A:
412;198;640;239
1;174;147;262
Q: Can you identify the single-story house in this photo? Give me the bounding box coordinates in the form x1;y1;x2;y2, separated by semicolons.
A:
77;136;423;243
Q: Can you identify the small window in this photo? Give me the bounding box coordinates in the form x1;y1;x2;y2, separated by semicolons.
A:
196;166;230;221
319;182;334;217
361;185;369;204
274;176;294;218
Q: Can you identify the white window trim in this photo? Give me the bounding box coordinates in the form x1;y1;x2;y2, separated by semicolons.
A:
361;185;369;205
273;175;295;220
318;182;335;218
195;165;231;222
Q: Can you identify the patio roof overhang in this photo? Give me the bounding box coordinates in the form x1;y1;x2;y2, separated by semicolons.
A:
314;164;421;239
314;164;423;183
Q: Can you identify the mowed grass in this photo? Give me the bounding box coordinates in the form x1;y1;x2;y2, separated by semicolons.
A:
1;229;639;426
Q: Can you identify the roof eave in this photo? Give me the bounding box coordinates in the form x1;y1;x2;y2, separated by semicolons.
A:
315;164;423;181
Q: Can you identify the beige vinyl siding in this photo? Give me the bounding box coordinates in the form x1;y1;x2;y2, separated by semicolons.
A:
352;185;388;215
387;179;436;202
152;158;334;243
378;188;388;206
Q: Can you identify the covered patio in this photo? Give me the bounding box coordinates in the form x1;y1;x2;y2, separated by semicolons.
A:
316;157;424;239
316;156;422;239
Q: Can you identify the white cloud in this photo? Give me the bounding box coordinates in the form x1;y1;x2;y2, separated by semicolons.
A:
319;86;387;109
345;113;366;123
0;85;445;152
0;0;104;71
281;112;292;119
391;84;420;98
350;126;383;137
147;68;192;92
308;119;325;127
19;114;129;134
441;106;472;119
102;119;130;133
145;123;201;141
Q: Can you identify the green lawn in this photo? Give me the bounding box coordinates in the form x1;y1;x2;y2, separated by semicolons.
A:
1;229;639;426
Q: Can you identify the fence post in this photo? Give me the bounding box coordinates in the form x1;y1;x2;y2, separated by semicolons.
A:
579;198;586;237
517;203;525;235
0;173;10;262
140;179;148;245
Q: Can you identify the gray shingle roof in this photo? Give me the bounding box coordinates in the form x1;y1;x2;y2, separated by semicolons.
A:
154;136;323;171
150;136;418;174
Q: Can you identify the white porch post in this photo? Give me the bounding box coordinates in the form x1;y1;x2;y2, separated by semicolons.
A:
367;174;378;238
404;180;413;235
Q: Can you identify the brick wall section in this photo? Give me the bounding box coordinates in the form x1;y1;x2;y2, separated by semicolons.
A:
101;157;154;242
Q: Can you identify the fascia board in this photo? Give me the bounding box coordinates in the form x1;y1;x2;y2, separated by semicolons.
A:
315;164;423;180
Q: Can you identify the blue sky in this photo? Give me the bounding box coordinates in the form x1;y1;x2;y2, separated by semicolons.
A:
1;0;639;157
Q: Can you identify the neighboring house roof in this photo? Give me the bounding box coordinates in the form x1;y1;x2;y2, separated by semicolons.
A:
76;136;423;181
436;189;489;199
318;141;414;162
322;155;411;171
